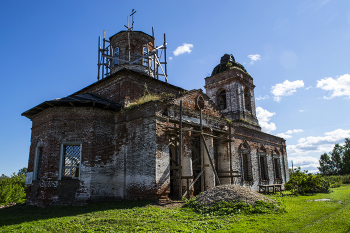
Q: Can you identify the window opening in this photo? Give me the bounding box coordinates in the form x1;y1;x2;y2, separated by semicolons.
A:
35;147;43;180
62;145;81;179
143;47;148;66
114;47;119;66
274;158;281;180
217;90;226;110
244;88;252;113
242;153;250;181
259;155;268;181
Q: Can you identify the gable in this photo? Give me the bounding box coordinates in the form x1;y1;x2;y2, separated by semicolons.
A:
73;69;185;106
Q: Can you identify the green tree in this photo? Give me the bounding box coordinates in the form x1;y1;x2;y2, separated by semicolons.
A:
318;138;350;176
318;153;332;175
342;138;350;175
330;143;343;175
17;167;27;176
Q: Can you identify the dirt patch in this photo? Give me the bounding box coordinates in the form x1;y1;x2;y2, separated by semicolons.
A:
151;200;185;209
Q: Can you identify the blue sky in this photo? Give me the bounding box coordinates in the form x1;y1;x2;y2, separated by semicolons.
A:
1;0;350;176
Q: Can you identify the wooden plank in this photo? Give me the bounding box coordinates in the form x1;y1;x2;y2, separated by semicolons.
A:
168;118;229;134
218;175;241;178
170;176;194;179
201;134;221;186
193;164;209;168
217;171;239;173
182;167;205;198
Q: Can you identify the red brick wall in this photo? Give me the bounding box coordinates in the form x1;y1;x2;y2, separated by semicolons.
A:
75;70;184;107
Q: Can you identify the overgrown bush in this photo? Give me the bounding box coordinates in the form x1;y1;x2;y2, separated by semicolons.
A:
183;198;283;215
0;168;27;205
285;167;330;195
323;174;350;187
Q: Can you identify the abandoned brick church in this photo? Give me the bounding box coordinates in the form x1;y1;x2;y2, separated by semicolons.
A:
23;23;289;206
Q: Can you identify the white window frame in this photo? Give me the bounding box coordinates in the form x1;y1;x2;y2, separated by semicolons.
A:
59;142;82;180
33;141;43;180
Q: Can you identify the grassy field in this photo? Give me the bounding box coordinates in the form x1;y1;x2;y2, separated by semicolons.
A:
0;185;349;232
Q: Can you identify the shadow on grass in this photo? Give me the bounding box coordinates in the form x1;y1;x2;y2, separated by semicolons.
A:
0;200;154;227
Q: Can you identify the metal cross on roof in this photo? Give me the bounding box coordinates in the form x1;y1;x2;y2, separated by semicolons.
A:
124;9;137;31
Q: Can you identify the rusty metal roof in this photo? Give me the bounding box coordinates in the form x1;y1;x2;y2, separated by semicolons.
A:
21;93;122;118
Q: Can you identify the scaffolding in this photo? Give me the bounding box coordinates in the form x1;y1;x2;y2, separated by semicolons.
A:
97;9;168;82
170;100;240;199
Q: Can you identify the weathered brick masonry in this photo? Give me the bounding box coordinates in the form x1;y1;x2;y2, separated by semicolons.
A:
23;29;289;207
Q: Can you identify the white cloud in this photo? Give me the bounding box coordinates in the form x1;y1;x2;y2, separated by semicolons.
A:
271;80;304;102
256;107;276;133
316;74;350;99
173;43;193;56
276;129;303;139
248;54;261;64
287;128;350;156
256;95;269;100
169;57;173;60
299;110;304;112
276;133;292;138
286;129;303;134
288;155;320;173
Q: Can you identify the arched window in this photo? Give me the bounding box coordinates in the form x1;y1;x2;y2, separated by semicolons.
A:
258;146;268;181
34;142;43;180
217;89;226;110
244;88;252;113
273;148;282;182
143;47;148;66
114;47;119;66
241;141;252;181
274;158;281;180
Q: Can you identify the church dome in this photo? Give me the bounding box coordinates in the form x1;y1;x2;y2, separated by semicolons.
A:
211;54;250;76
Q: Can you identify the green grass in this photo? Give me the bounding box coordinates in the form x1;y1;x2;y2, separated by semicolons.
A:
1;185;350;232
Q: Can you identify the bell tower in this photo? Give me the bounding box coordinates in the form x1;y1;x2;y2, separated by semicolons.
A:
204;54;260;130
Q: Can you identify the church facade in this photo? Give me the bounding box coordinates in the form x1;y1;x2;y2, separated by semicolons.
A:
23;26;289;206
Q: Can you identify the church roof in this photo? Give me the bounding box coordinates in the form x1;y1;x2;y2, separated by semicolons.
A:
109;30;153;41
211;54;251;77
21;93;122;118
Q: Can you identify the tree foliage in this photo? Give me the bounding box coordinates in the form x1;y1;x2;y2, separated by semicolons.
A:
318;138;350;175
0;168;27;205
285;167;330;195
